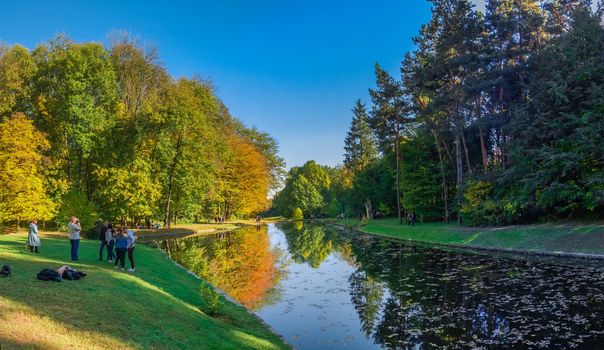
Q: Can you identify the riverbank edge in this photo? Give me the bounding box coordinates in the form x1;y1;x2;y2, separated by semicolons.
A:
331;223;604;261
155;246;293;348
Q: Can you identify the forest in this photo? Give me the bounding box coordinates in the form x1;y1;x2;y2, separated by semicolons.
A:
0;34;284;230
273;0;604;225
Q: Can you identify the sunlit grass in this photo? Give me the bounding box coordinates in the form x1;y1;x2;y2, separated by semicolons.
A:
339;218;604;255
0;233;289;349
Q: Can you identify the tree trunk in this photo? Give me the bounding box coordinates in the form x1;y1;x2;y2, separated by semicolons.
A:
455;129;463;225
164;132;183;229
476;101;488;174
395;125;403;225
432;130;450;223
461;131;472;174
364;199;373;220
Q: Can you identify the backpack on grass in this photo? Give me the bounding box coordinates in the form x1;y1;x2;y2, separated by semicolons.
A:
37;268;62;282
0;264;10;277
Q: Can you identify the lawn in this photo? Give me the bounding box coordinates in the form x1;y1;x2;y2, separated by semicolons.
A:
0;233;289;350
338;218;604;256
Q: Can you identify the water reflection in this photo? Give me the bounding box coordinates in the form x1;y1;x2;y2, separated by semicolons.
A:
159;223;604;349
160;226;285;309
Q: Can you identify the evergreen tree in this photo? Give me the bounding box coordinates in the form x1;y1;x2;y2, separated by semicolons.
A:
344;99;378;174
505;7;604;217
368;64;410;223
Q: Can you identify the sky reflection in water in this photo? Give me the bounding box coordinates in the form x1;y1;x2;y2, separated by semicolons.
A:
160;223;604;349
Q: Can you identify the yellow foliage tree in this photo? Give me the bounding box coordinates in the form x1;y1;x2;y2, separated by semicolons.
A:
0;113;56;227
218;134;270;218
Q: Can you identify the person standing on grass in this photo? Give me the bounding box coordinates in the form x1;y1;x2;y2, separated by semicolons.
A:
68;217;81;261
114;228;127;270
126;230;136;272
28;219;41;253
97;221;108;260
106;223;115;262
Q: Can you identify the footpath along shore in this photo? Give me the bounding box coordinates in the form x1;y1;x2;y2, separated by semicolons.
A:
0;232;290;350
329;218;604;260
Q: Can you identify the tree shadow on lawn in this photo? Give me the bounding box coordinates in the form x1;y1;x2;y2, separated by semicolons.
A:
0;235;286;350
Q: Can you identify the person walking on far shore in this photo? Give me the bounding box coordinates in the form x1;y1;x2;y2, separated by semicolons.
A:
68;216;81;261
28;219;41;253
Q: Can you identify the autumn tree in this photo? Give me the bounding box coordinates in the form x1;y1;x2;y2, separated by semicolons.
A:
0;113;55;227
0;45;36;119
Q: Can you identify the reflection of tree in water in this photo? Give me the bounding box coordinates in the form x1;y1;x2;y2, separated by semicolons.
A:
161;226;285;310
348;271;384;337
282;224;333;268
342;230;604;349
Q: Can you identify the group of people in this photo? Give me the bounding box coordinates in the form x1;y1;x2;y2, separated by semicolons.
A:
26;217;137;273
97;222;137;272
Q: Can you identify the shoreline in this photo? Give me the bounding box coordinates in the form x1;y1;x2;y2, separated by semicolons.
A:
323;218;604;260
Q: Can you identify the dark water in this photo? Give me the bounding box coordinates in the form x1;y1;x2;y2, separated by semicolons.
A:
159;223;604;349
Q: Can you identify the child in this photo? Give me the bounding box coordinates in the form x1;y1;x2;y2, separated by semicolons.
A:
126;230;136;273
114;229;128;271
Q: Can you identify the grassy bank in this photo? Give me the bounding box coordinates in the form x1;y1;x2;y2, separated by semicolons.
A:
338;218;604;256
0;234;289;350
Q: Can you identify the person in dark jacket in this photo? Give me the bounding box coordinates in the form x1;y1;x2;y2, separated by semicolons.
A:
114;229;128;271
97;221;108;260
105;223;115;262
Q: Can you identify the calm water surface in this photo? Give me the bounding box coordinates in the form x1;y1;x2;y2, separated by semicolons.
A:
159;223;604;349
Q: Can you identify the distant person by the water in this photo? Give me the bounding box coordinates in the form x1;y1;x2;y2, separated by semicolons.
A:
407;212;416;226
28;219;41;253
114;228;128;271
68;217;81;261
106;223;115;262
126;230;136;273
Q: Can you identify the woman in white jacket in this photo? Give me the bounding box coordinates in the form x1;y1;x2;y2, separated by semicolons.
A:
28;219;41;253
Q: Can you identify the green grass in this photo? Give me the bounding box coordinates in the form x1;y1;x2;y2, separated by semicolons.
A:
338;218;604;255
0;234;289;350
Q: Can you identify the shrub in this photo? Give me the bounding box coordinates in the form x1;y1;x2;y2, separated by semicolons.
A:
200;284;220;317
291;207;303;220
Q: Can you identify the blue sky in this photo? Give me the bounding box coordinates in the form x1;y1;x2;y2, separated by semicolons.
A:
0;0;441;168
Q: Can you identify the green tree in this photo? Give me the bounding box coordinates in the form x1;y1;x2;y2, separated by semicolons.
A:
32;37;119;195
368;64;410;223
344;99;377;174
505;7;604;217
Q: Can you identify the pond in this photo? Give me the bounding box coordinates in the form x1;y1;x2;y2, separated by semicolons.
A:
158;223;604;349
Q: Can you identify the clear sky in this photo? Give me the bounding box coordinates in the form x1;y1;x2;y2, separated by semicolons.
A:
0;0;444;168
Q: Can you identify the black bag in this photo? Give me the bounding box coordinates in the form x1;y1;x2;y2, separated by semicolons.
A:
0;264;10;276
37;268;62;282
62;267;87;280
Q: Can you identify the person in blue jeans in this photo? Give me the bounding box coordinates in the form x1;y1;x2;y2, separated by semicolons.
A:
68;216;81;261
114;228;128;271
